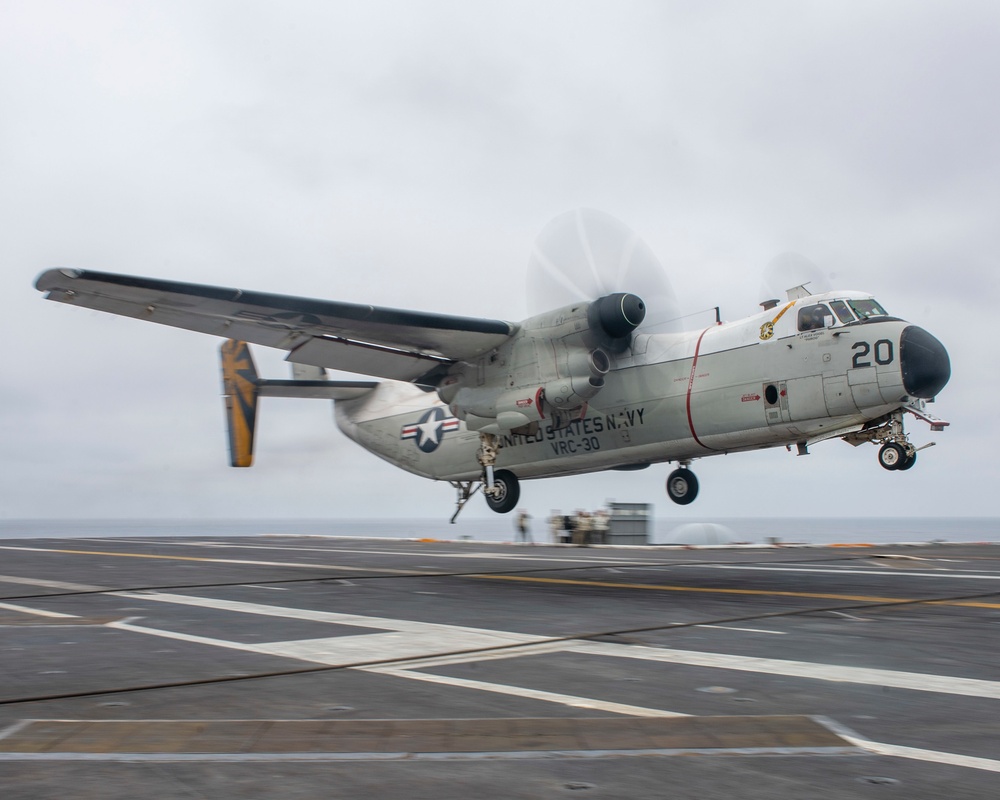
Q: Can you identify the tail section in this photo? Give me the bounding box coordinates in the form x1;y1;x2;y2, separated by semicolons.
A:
220;339;379;467
221;340;259;467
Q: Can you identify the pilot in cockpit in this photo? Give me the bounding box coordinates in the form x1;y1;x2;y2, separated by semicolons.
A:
799;304;834;332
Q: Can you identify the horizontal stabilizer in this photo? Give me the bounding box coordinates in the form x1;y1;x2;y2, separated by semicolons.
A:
221;339;379;467
255;380;377;400
291;363;326;381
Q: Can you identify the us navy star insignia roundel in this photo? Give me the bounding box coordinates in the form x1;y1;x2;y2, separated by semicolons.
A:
400;407;461;453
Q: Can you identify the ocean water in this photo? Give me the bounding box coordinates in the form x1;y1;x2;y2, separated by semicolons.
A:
0;517;997;546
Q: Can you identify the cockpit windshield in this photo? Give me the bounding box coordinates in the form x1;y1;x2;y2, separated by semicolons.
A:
828;299;855;324
848;298;889;320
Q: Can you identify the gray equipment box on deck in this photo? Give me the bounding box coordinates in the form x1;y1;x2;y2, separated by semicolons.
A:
606;502;651;545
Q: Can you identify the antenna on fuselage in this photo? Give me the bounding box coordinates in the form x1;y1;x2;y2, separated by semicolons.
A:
785;283;813;301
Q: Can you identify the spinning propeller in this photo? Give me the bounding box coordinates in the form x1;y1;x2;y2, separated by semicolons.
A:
759;252;832;306
526;208;683;333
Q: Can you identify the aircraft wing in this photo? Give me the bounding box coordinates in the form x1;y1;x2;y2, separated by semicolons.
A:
35;269;516;384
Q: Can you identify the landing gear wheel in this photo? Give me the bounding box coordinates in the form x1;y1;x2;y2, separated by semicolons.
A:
878;442;906;471
666;468;699;505
898;450;917;471
484;469;520;514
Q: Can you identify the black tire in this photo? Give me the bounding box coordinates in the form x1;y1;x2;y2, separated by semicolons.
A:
878;442;906;471
666;468;699;505
484;469;520;514
898;450;917;471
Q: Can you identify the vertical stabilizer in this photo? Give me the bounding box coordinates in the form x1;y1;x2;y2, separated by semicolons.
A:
220;340;259;467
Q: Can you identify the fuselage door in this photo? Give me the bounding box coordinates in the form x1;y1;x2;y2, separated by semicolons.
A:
763;381;789;425
823;374;857;416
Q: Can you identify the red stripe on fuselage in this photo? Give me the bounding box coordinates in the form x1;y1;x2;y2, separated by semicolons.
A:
685;328;714;451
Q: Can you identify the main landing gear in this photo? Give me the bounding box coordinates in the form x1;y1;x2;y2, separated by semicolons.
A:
450;433;521;522
478;433;520;513
477;432;520;513
666;462;699;505
484;469;520;513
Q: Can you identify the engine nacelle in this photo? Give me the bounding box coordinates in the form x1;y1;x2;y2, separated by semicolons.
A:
518;292;645;351
437;293;642;432
588;293;646;340
446;386;546;430
543;347;610;410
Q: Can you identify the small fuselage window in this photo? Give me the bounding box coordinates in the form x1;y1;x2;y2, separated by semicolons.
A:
848;298;889;320
797;303;835;332
829;299;856;324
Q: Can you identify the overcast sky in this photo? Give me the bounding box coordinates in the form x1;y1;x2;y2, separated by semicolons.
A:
2;1;997;524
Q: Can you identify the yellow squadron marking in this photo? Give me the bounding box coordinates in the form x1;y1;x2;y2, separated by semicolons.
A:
760;301;796;341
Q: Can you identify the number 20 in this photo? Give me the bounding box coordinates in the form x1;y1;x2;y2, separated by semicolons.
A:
852;339;894;368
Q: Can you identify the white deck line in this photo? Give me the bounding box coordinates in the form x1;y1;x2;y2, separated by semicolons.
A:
568;641;1000;699
0;574;106;592
105;592;1000;700
358;666;689;717
0;602;77;619
845;737;1000;772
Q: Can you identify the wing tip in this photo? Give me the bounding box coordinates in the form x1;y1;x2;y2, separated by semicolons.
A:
35;268;83;292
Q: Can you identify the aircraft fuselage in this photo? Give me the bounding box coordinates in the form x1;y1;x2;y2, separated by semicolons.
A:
334;291;949;484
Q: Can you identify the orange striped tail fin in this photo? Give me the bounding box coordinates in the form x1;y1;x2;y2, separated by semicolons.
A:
220;340;259;467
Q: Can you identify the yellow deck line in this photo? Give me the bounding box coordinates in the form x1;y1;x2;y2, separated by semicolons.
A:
5;545;998;609
0;546;417;574
472;574;1000;609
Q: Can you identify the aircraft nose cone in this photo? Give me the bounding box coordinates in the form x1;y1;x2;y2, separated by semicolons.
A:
900;326;951;398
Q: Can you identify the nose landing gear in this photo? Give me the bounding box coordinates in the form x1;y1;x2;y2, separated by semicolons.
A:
878;441;916;471
845;410;921;472
872;411;919;472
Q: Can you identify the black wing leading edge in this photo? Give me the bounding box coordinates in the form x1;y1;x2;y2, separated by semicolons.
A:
35;269;516;384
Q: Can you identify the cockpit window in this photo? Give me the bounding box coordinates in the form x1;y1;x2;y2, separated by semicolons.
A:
848;298;889;320
797;303;835;332
829;299;856;324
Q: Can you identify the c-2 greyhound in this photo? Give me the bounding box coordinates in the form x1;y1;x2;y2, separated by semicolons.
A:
35;209;951;521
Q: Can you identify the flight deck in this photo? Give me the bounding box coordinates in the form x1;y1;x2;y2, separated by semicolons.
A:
1;534;998;798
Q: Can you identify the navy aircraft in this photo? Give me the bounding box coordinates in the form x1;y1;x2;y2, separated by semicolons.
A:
35;210;950;521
